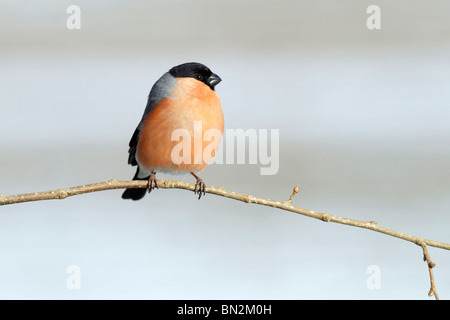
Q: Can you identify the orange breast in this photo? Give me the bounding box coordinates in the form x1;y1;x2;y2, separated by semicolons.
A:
136;78;224;174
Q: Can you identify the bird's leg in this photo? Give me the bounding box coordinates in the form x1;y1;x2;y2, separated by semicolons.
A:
191;172;206;199
148;171;159;193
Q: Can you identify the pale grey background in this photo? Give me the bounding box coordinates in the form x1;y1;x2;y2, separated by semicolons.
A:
1;0;449;299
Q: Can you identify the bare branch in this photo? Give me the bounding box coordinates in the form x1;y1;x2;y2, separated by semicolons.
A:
1;178;449;298
1;179;449;250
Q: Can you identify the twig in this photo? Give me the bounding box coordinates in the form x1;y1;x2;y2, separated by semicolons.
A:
1;178;449;298
287;185;300;203
418;240;439;300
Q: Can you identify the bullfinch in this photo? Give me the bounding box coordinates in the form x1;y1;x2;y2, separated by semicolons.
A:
122;62;224;200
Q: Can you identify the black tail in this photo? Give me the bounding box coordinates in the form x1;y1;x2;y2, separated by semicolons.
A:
122;169;149;200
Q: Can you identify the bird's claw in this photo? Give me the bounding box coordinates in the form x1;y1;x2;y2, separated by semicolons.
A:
148;172;159;193
194;178;206;199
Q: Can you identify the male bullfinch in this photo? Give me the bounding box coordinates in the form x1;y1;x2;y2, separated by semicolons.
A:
122;62;224;200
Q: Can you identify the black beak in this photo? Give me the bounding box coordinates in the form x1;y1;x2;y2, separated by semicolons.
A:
207;73;222;89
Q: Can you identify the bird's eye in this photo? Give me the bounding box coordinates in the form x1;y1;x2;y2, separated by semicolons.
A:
197;75;203;81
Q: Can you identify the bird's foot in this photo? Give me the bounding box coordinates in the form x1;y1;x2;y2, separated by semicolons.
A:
191;172;206;199
148;171;159;193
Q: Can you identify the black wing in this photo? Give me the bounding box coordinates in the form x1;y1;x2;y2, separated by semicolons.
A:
127;126;140;166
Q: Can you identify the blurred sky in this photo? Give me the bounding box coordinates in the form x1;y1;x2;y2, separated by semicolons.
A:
1;0;450;300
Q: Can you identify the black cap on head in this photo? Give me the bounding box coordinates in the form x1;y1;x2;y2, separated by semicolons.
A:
169;62;221;90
